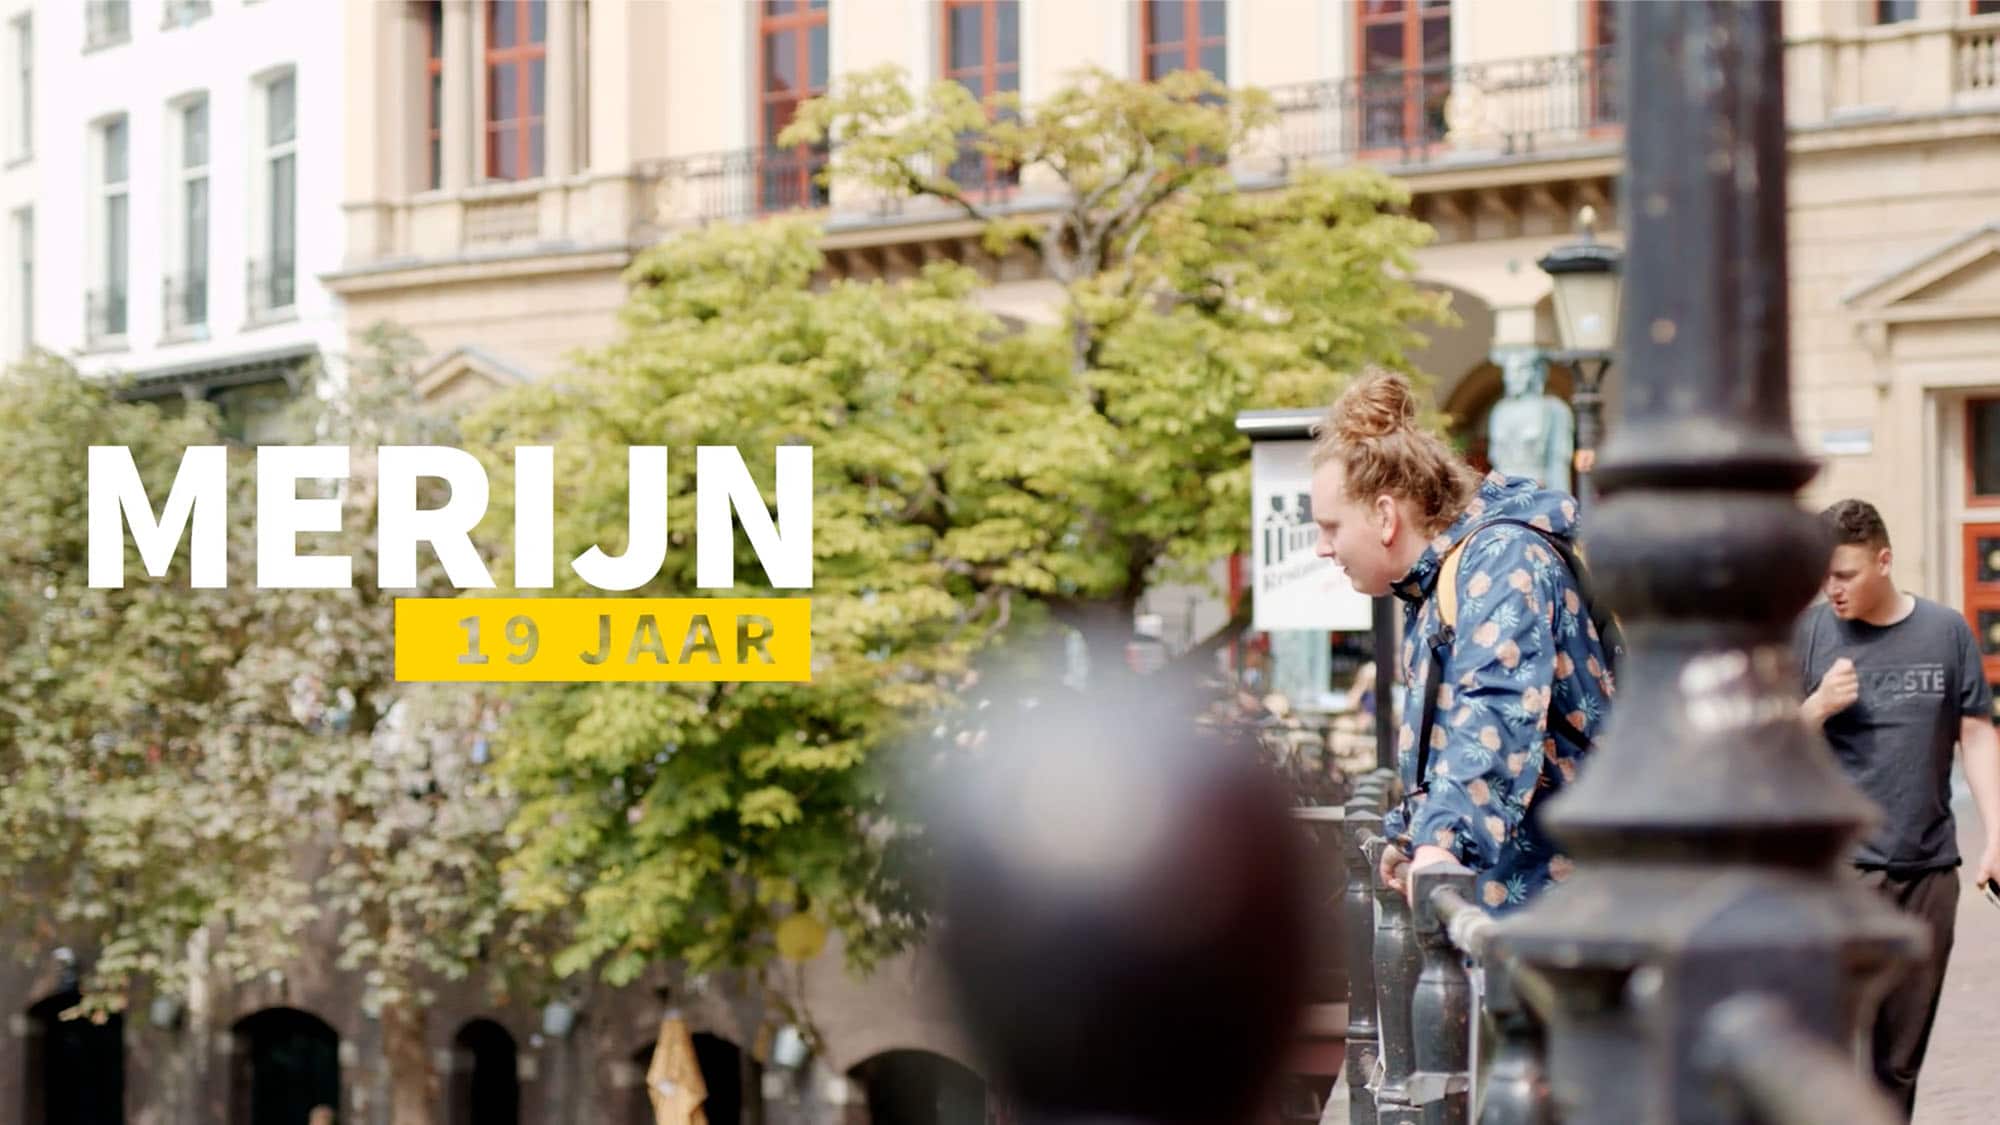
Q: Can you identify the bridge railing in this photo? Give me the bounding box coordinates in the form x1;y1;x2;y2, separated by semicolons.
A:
1344;777;1905;1125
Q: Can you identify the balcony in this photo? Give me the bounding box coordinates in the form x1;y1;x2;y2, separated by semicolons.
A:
646;147;833;228
162;272;208;339
1258;46;1621;176
85;286;127;349
246;256;295;324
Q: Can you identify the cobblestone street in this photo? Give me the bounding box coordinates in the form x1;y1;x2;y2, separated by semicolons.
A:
1912;782;2000;1124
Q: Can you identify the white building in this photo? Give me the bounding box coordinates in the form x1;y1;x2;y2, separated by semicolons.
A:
1;0;345;435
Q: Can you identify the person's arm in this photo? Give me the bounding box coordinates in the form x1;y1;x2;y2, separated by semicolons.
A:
1959;717;2000;888
1400;528;1562;904
1954;617;2000;886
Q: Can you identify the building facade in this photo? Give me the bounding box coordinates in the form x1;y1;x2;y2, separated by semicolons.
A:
2;0;348;433
13;0;2000;1122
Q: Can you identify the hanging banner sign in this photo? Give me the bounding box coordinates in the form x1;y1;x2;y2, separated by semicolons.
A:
1250;440;1372;633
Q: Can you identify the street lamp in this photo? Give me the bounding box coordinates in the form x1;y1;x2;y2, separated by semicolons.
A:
1537;205;1623;503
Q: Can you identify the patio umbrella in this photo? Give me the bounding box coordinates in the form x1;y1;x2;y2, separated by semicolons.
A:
646;1014;708;1125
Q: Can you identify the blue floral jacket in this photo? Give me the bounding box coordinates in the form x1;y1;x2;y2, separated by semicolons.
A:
1381;473;1614;912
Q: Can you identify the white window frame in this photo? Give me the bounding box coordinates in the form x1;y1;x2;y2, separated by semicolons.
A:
7;14;29;162
90;114;130;346
9;206;30;358
248;67;298;321
84;0;131;52
166;92;209;336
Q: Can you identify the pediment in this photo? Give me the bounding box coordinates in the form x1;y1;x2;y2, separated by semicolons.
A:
1844;222;2000;314
412;345;535;404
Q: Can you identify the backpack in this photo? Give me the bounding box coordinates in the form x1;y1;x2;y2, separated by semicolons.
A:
1411;518;1623;797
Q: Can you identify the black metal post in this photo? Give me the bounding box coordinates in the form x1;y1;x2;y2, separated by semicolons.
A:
1367;837;1421;1125
1409;865;1475;1125
1493;3;1925;1122
1343;799;1384;1125
1570;356;1608;508
1475;960;1554;1125
1371;594;1397;771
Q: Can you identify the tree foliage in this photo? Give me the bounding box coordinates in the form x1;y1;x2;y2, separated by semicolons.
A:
484;68;1448;990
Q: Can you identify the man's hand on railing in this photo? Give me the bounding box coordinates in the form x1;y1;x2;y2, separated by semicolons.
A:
1379;840;1459;903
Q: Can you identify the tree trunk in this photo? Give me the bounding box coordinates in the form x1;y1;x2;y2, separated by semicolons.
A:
380;998;436;1125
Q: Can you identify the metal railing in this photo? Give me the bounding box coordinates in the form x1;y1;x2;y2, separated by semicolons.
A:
162;271;207;336
84;1;130;50
1340;775;1904;1125
246;256;295;321
646;146;833;227
85;286;126;345
1267;46;1622;172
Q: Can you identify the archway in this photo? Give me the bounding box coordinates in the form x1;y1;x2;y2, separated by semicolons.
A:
447;1018;519;1125
849;1050;987;1125
23;991;124;1125
231;1008;340;1125
627;1033;754;1125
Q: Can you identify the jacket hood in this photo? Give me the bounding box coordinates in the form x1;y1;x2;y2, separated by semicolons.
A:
1390;472;1581;604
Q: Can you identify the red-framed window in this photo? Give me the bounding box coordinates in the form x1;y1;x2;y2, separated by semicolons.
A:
484;0;546;181
1356;0;1450;154
1141;0;1225;82
424;1;443;189
1583;0;1620;131
758;0;830;213
942;0;1020;195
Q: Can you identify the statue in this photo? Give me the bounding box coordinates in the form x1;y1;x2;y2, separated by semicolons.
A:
1485;348;1573;493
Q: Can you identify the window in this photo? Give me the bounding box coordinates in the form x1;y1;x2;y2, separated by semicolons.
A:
251;72;297;319
485;0;546;180
1356;0;1451;152
425;1;443;189
1876;0;1918;22
8;15;29;160
1972;399;2000;498
10;207;29;358
1977;1;2000;14
942;1;1019;194
162;0;212;29
84;1;130;50
90;117;129;344
1584;0;1619;127
758;0;830;213
167;96;209;334
1141;1;1225;82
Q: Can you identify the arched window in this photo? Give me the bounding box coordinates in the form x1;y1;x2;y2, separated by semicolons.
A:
23;990;124;1125
230;1008;340;1125
448;1018;520;1125
850;1050;988;1125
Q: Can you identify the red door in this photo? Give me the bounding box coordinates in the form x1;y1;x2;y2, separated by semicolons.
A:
1960;524;2000;724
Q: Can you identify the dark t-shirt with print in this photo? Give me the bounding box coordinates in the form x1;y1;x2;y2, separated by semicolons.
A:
1795;597;1992;873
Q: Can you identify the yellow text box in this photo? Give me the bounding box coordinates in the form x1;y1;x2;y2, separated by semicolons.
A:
395;598;811;682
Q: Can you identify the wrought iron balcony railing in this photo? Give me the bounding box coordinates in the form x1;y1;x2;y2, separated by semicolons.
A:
162;271;207;337
647;146;832;227
246;256;296;322
85;286;127;346
1266;46;1622;172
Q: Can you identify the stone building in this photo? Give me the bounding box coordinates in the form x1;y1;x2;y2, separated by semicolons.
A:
13;0;2000;1121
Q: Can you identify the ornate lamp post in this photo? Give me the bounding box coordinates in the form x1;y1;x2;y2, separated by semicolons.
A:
1497;4;1925;1121
1537;207;1623;505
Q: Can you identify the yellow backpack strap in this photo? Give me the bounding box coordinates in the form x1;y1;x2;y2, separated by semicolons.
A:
1437;537;1469;632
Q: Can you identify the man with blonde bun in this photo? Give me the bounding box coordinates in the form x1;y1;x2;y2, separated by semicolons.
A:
1308;369;1615;911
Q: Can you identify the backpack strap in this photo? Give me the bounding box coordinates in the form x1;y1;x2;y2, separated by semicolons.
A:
1410;520;1609;800
1411;537;1474;797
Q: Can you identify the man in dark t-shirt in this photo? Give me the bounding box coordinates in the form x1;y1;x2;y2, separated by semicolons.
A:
1797;500;2000;1117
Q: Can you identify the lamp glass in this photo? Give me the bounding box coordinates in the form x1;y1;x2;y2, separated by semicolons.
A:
1550;268;1621;353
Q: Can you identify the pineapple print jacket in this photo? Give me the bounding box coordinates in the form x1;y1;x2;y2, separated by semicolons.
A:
1380;472;1614;912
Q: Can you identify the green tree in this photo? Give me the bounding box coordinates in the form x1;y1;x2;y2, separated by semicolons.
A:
485;67;1448;1014
785;65;1452;632
0;339;551;1125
